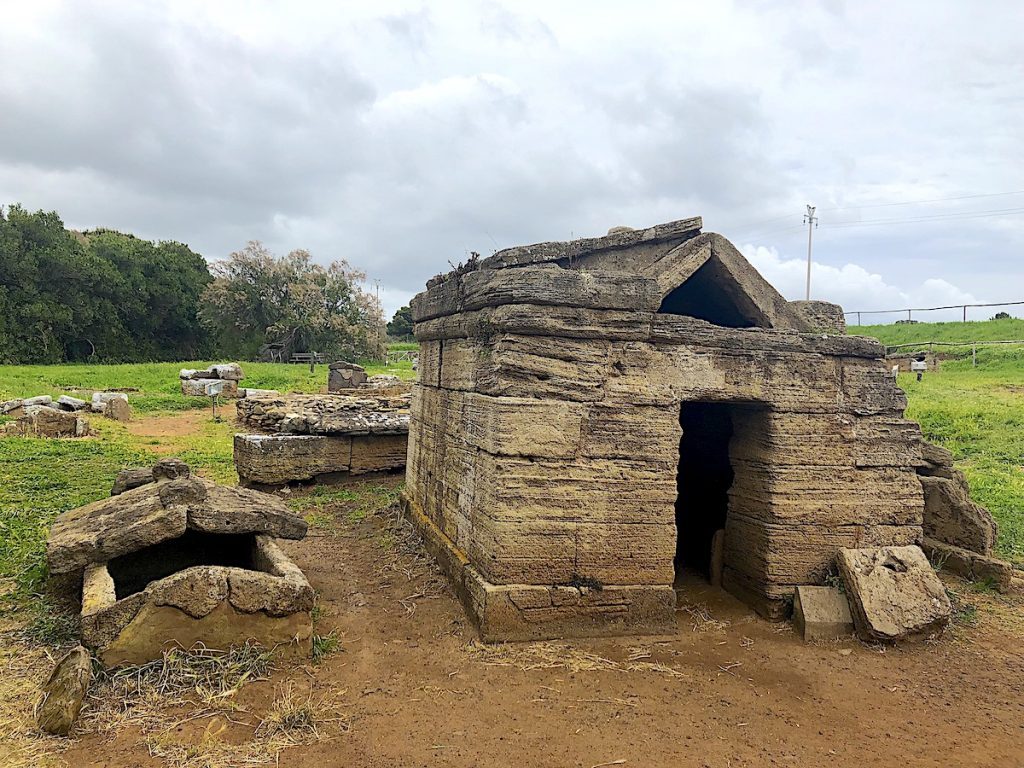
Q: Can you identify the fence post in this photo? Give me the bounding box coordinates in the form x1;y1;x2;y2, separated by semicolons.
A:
907;309;912;322
856;311;861;325
963;305;967;322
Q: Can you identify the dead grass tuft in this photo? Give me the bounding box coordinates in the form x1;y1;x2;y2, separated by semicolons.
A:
80;644;348;768
255;681;348;744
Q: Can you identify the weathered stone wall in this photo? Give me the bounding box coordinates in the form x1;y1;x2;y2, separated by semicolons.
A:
404;224;926;635
407;319;924;618
234;393;410;486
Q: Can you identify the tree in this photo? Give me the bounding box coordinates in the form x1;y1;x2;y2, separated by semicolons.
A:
0;205;212;363
992;311;1011;320
387;305;414;340
198;242;384;361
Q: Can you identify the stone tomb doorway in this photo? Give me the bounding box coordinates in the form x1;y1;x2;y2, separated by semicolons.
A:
674;401;763;586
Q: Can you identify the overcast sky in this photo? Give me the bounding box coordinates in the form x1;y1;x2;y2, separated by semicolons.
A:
2;0;1022;322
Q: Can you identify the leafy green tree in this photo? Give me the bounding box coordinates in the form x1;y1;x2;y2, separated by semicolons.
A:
387;305;414;340
0;204;212;363
198;242;384;361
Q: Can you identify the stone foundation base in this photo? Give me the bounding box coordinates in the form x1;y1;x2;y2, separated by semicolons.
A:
401;493;677;641
235;433;407;487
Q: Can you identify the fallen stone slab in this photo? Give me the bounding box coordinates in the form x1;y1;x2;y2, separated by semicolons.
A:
91;392;128;414
922;537;1015;592
181;378;240;398
4;407;89;438
179;367;216;380
111;467;155;496
837;545;951;643
916;440;998;555
211;362;244;381
37;645;92;736
22;395;53;407
47;460;306;575
793;586;854;642
0;398;23;414
105;396;131;422
328;360;367;391
57;395;89;412
919;475;997;555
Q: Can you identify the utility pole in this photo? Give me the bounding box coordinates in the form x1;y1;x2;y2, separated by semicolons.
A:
803;204;818;300
373;279;382;362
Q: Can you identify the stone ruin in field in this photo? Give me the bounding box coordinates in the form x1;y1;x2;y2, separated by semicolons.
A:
179;362;276;399
402;216;1007;642
1;391;132;437
46;458;312;667
234;392;410;487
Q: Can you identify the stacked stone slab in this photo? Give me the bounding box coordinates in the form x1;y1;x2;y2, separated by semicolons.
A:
47;458;313;666
234;393;410;486
402;217;936;641
180;363;245;398
915;442;1013;590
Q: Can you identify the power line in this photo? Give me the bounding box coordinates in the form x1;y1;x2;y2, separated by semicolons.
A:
820;189;1024;212
822;206;1024;229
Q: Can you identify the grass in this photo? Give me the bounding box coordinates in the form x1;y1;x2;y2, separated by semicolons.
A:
850;316;1024;346
311;631;340;663
289;482;403;526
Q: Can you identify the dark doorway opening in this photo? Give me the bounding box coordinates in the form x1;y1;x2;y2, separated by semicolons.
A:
658;257;770;328
107;530;258;600
674;402;737;582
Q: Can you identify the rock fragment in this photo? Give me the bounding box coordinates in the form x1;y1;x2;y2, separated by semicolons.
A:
837;545;951;643
36;646;92;736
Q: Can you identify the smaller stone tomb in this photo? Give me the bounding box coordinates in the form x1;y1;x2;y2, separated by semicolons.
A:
180;363;245;398
234;392;410;487
47;458;313;666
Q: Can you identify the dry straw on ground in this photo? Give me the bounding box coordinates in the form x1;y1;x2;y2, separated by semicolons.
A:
79;643;348;768
467;640;688;678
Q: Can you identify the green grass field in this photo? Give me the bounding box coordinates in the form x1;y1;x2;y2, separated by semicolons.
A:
851;315;1024;346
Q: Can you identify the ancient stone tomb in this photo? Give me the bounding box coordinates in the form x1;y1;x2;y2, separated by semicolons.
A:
47;458;313;666
403;217;937;641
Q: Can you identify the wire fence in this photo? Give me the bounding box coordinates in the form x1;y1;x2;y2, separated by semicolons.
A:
883;339;1024;366
844;300;1024;325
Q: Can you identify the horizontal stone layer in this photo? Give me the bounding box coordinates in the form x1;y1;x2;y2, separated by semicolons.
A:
412;266;661;322
234;433;407;485
724;515;921;598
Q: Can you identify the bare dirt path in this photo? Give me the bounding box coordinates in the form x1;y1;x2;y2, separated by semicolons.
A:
62;475;1024;768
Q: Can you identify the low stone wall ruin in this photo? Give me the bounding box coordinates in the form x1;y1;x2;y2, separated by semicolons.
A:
179;363;245;398
233;392;410;487
2;391;133;436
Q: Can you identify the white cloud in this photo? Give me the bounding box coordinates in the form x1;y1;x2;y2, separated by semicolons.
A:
739;243;1017;324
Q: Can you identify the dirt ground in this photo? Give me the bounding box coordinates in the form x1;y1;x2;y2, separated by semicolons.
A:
53;470;1024;768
